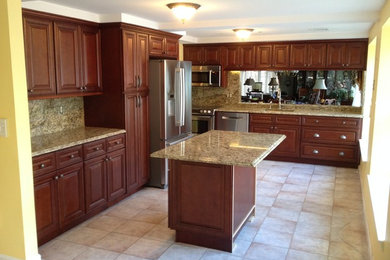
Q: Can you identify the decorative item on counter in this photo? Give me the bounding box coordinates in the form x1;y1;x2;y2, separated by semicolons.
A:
244;78;255;99
312;78;327;104
268;77;279;98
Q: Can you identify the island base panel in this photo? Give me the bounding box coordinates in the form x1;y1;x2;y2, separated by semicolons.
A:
169;160;256;252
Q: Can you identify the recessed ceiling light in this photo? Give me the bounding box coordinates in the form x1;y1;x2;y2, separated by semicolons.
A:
233;28;254;39
167;2;201;23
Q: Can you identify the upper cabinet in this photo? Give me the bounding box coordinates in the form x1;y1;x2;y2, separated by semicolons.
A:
23;10;103;99
327;41;367;69
149;33;180;59
222;45;256;70
272;44;290;69
290;43;327;69
255;44;273;69
183;46;221;65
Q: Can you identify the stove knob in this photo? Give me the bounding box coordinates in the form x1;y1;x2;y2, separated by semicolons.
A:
207;110;211;114
200;110;203;113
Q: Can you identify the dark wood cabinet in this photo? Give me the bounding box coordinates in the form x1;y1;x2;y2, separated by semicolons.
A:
137;33;149;91
184;46;204;65
80;25;102;93
84;155;107;212
107;148;126;201
327;41;367;69
273;44;290;68
23;16;56;97
250;114;301;158
204;46;220;64
149;34;179;59
223;45;255;70
290;43;326;69
255;44;273;69
183;46;221;65
22;10;103;99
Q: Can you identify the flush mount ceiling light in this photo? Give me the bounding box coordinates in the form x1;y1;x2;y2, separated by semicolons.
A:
167;2;201;23
233;28;254;40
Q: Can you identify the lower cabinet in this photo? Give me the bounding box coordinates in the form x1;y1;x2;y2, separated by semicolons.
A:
33;133;126;245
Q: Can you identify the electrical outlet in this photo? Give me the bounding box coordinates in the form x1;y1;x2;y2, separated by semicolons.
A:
0;118;7;137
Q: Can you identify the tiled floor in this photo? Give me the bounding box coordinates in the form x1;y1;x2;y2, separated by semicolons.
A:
39;160;369;260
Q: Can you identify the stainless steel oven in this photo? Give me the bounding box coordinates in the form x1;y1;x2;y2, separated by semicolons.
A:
192;65;221;87
192;108;215;134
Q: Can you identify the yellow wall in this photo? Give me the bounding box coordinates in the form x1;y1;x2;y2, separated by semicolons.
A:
0;0;38;259
360;0;390;259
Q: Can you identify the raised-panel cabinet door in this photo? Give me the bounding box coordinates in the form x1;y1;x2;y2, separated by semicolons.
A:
225;46;240;69
326;42;345;68
84;155;107;212
137;33;149;91
273;44;290;68
249;124;273;134
23;16;56;97
345;42;367;69
307;43;326;68
255;45;273;69
240;45;256;69
137;94;150;186
290;44;307;68
165;37;179;58
203;46;220;64
57;163;85;228
122;30;137;91
149;35;164;56
80;25;102;93
54;21;82;94
125;94;138;192
183;46;203;64
34;171;59;244
271;125;300;158
107;148;126;201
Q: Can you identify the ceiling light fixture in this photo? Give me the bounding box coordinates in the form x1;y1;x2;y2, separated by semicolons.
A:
233;28;254;40
167;2;201;23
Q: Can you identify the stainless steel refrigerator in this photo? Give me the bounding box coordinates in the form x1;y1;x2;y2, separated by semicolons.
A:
149;60;192;188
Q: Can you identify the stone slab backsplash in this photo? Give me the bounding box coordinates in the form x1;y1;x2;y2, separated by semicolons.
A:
29;97;84;137
192;71;241;108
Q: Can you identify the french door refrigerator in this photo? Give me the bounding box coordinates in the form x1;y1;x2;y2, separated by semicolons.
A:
149;60;192;188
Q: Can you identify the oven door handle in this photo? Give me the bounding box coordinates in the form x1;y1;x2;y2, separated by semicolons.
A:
192;115;213;120
221;116;243;120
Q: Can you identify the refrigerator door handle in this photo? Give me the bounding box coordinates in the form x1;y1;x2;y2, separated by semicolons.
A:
174;67;185;127
180;67;185;127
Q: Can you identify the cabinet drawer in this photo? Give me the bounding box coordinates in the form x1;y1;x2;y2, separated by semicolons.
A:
274;115;301;125
83;139;106;160
301;143;357;162
56;145;83;169
250;114;273;124
33;153;56;176
106;134;125;152
302;116;361;129
302;128;358;145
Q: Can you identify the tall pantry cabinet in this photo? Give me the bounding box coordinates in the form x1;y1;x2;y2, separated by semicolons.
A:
84;23;150;194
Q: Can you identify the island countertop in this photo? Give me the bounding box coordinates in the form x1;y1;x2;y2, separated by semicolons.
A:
31;127;126;157
150;130;286;167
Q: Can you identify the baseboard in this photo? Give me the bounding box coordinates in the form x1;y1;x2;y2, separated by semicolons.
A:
0;253;41;260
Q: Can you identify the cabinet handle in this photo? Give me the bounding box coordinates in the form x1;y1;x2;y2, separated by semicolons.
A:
313;133;320;138
139;76;142;87
340;135;347;140
54;176;59;180
312;149;319;154
339;152;345;156
105;157;109;162
83;86;87;91
94;147;100;151
108;157;112;160
40;163;45;168
70;154;75;159
60;174;64;178
80;86;84;91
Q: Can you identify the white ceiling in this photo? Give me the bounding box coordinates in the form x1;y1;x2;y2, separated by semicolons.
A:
22;0;386;43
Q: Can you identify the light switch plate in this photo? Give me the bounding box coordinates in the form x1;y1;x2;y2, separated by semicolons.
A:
0;118;8;137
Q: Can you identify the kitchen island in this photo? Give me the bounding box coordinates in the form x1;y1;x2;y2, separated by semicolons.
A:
151;130;285;252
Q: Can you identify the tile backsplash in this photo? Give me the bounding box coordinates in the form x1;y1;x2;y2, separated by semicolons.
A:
192;71;241;108
29;97;84;137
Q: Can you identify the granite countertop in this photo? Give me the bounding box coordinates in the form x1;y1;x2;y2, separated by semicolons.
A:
215;103;363;118
151;130;286;167
31;127;126;157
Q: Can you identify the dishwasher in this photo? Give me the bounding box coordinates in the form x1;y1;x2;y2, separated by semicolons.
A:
215;112;249;132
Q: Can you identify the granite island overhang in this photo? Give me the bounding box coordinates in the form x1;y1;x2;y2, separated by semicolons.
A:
151;130;286;252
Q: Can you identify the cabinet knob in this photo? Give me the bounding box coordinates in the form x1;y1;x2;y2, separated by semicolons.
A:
60;174;64;178
84;86;87;90
115;141;120;145
40;163;45;168
94;147;100;151
340;135;347;140
339;152;345;156
342;121;346;125
28;89;34;93
313;133;320;138
80;86;84;90
274;126;277;130
54;176;59;180
70;154;75;159
105;157;109;162
315;120;319;123
312;149;319;154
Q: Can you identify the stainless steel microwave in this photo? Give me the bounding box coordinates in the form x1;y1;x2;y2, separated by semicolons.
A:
192;65;221;87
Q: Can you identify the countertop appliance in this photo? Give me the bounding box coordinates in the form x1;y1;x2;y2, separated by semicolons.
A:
192;65;221;87
215;112;249;132
192;107;216;134
149;60;192;188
